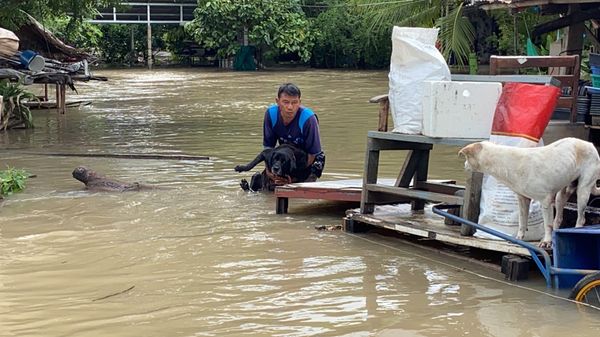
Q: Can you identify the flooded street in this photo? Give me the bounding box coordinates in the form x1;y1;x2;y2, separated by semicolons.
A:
0;68;598;336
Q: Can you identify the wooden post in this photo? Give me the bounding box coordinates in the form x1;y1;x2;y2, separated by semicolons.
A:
130;26;135;67
361;137;380;214
147;4;153;70
412;149;429;211
565;4;585;56
276;197;289;214
55;84;67;114
369;94;390;132
461;171;483;236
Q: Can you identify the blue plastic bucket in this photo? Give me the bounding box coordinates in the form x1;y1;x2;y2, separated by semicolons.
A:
19;50;45;72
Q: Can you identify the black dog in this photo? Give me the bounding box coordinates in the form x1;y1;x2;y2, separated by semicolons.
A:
234;144;311;191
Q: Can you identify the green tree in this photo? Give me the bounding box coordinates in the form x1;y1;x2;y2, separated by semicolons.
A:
0;0;121;29
43;15;103;51
98;24;147;65
354;0;475;66
186;0;314;62
310;1;389;68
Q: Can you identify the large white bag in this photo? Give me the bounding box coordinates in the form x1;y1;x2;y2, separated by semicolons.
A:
388;27;450;134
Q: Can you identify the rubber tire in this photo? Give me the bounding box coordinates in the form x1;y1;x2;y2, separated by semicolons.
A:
568;272;600;304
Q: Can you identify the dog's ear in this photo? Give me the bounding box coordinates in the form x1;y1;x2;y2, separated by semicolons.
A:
458;142;483;158
288;153;297;172
263;148;274;166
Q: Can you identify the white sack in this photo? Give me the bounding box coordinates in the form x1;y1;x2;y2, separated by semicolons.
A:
388;27;451;134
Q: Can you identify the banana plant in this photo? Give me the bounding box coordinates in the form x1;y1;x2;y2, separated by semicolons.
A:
0;80;36;131
354;0;475;67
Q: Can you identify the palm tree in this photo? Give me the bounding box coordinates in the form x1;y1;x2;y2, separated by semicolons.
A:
353;0;475;66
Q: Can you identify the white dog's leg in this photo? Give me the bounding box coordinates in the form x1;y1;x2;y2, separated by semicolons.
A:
575;182;593;228
516;195;531;240
539;195;556;248
554;184;575;230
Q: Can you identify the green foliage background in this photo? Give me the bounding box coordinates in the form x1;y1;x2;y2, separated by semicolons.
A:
0;0;564;69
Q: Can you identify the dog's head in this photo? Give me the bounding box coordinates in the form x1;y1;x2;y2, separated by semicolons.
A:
267;146;296;177
269;148;296;178
458;142;485;172
72;166;98;183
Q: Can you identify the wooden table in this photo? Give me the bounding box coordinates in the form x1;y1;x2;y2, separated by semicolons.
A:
360;131;484;236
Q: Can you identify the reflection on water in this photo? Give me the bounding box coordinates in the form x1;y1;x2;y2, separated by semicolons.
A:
0;69;598;336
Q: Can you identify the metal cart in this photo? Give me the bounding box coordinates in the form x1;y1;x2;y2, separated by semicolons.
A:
433;204;600;307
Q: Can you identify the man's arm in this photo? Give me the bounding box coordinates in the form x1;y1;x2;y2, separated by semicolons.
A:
263;108;277;149
303;116;322;160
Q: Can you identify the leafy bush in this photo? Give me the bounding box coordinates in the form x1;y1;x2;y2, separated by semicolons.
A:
0;167;29;196
0;80;36;130
310;2;391;69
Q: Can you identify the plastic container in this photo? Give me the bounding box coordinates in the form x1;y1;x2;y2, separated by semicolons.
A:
591;65;600;75
592;74;600;87
19;50;45;72
421;80;502;138
553;225;600;289
590;52;600;66
586;85;600;94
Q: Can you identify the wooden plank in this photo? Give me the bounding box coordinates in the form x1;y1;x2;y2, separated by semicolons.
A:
395;150;420;187
414;181;463;195
368;137;433;151
451;74;560;86
275;187;362;202
367;131;484;147
490;55;579;69
365;184;464;204
369;94;389;103
350;212;531;256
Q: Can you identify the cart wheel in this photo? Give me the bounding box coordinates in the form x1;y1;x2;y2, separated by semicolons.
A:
569;272;600;307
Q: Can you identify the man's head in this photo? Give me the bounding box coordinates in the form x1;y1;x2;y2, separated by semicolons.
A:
276;83;302;121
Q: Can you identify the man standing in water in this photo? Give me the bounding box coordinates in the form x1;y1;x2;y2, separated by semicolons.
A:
246;83;325;191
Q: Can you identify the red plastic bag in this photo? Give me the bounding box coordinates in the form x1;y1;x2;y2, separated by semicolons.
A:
491;82;561;142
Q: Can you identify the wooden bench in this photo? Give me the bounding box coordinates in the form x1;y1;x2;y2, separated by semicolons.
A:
489;55;580;123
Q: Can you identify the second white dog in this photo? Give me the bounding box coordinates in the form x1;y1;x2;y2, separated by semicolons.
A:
459;137;600;247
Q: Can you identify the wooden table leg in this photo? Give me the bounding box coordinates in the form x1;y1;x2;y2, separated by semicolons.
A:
276;197;289;214
412;149;430;211
461;171;483;236
361;138;380;214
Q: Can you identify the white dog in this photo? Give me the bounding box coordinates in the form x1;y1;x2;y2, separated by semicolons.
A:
459;137;600;247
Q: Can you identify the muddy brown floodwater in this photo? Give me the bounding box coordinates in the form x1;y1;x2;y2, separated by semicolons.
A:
0;69;598;336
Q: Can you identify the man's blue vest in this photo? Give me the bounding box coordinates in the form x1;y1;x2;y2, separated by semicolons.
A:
268;105;316;135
